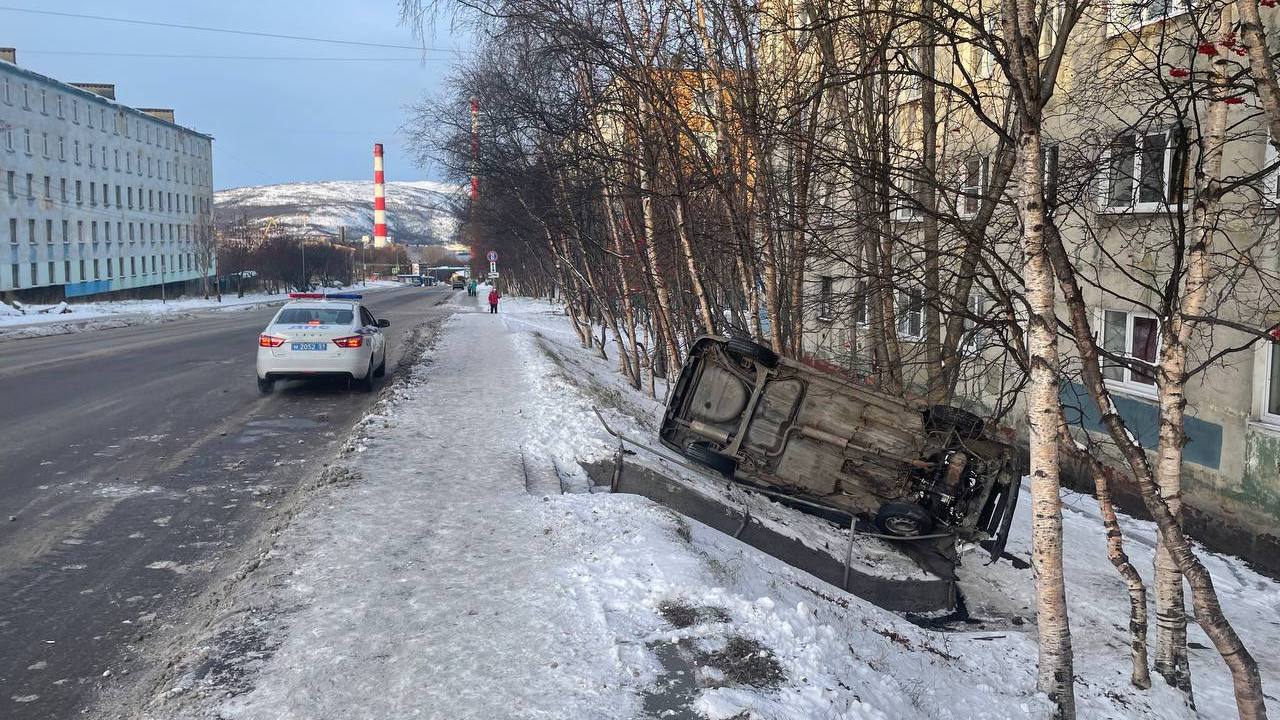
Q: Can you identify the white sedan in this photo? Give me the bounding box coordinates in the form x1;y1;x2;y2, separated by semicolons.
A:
255;293;389;394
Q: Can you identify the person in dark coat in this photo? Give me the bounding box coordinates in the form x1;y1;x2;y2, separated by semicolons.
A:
488;288;500;314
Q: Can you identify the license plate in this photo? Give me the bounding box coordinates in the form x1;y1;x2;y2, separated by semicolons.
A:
291;342;327;351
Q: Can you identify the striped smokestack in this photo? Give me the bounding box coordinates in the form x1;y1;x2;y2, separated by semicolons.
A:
373;143;388;246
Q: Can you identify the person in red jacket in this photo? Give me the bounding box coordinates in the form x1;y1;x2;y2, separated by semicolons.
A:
488;287;500;314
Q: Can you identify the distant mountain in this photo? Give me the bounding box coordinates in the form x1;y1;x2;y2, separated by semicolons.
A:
214;180;463;245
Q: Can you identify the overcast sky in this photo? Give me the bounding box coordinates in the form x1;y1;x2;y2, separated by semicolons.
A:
1;1;468;190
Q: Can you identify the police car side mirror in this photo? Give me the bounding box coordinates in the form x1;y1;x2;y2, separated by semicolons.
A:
377;319;391;328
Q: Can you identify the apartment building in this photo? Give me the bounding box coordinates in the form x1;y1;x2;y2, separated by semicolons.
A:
790;7;1280;565
0;48;214;301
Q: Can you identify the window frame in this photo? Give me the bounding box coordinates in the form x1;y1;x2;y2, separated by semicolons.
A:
1099;126;1185;213
896;286;925;340
1260;341;1280;428
1108;0;1192;31
958;155;989;218
817;276;835;322
1099;308;1161;398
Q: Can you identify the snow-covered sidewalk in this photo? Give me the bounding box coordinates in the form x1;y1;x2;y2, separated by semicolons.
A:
142;294;1277;720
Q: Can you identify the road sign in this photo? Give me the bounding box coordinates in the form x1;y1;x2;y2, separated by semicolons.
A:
486;251;498;262
487;271;500;279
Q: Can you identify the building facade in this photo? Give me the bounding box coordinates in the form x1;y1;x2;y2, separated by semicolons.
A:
0;48;214;300
783;9;1280;567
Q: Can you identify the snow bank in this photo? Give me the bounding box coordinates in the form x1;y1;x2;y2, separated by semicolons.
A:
0;281;401;340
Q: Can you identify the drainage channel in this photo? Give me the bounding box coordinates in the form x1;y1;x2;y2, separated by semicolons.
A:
580;458;958;615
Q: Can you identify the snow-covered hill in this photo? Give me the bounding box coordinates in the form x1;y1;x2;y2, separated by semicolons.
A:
214;180;462;245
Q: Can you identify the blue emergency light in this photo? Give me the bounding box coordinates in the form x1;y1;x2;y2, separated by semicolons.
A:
324;293;363;300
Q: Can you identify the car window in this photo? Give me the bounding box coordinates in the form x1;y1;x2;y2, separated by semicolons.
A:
360;308;376;327
276;308;354;325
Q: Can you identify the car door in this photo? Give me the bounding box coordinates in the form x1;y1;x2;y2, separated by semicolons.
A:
359;306;385;362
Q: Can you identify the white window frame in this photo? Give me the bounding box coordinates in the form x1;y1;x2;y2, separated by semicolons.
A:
1259;341;1280;428
974;14;999;78
1108;0;1192;31
897;286;924;340
1099;308;1161;398
901;46;925;101
958;156;988;218
1263;134;1280;206
962;293;990;355
817;276;835;321
895;173;926;221
1099;127;1184;214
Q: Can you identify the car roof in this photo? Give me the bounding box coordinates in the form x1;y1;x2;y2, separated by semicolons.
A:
280;300;360;309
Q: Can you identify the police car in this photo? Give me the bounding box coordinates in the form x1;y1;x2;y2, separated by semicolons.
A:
255;293;389;394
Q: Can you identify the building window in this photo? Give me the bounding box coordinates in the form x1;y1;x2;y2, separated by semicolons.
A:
41;132;48;157
1043;143;1059;209
4;127;12;151
1111;0;1191;26
75;180;82;204
971;14;999;77
1101;309;1159;396
6;171;14;198
72;98;79;123
1259;342;1280;427
56;94;63;118
25;173;32;199
23;128;31;154
58;136;65;161
60;178;66;202
897;287;924;339
90;182;97;206
959;156;988;217
1102;127;1186;212
43;176;50;200
93;258;100;280
39;89;47;114
817;276;834;321
1;76;9;104
21;82;29;109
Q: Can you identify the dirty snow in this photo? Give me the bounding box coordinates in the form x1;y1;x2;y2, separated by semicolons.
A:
140;292;1278;720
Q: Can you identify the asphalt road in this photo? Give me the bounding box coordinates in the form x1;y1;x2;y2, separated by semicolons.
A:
0;285;456;718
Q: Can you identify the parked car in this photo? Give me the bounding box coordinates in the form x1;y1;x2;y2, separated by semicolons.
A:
256;293;389;394
659;336;1019;557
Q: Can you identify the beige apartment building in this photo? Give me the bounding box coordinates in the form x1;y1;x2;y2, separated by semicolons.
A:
791;2;1280;565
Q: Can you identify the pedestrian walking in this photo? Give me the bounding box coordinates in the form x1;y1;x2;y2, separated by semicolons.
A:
488;288;500;314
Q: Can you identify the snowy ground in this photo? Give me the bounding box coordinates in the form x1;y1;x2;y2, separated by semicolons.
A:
133;292;1278;720
0;280;403;340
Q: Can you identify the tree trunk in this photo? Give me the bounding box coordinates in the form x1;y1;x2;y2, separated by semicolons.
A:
1005;0;1075;713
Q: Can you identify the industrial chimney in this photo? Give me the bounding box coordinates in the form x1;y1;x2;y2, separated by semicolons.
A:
373;143;388;248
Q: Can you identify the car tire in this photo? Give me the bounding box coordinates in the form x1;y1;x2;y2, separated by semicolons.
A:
355;359;375;393
874;502;935;537
257;377;274;395
685;441;737;478
374;354;386;378
725;337;780;369
924;405;985;439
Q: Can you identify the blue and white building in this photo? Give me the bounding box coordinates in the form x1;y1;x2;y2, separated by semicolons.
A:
0;47;214;300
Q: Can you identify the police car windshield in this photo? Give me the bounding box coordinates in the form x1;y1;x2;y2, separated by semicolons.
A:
276;308;354;325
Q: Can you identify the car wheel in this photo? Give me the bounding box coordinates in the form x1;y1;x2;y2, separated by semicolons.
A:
725;337;780;369
355;359;375;393
257;377;274;395
685;441;737;478
874;502;935;537
923;405;985;439
374;353;386;378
